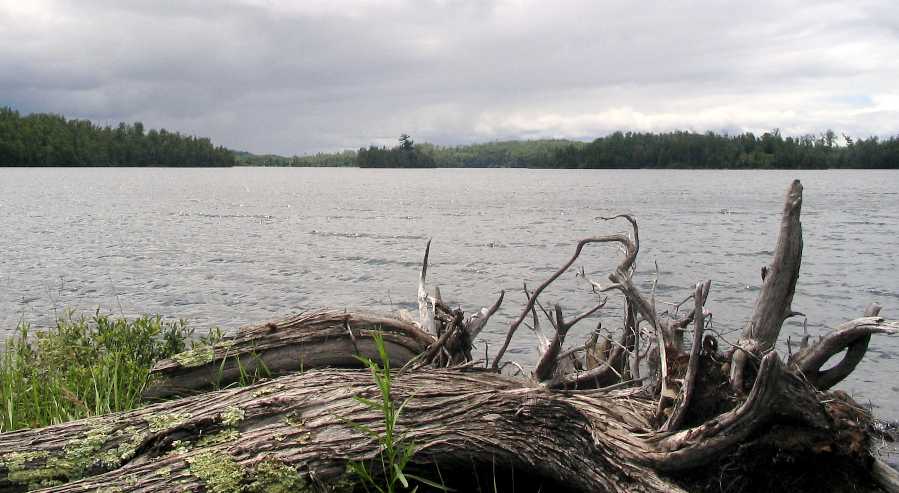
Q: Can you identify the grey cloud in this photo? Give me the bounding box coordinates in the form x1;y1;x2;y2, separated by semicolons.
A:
1;0;898;154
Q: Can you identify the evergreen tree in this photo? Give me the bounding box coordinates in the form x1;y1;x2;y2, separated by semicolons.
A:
0;107;236;166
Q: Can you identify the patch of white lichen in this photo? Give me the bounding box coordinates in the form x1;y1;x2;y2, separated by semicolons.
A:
221;406;245;427
252;383;286;398
2;423;115;488
187;451;245;493
247;456;308;493
147;411;191;432
172;345;215;368
169;439;192;455
197;428;240;448
172;341;235;368
100;426;147;467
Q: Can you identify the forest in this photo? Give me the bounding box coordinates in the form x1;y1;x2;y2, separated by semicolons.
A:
353;137;574;168
550;129;899;169
4;105;898;169
234;149;356;167
0;107;236;166
273;130;899;169
356;133;436;168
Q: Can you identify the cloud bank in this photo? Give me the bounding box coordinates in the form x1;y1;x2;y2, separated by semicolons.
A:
2;0;898;154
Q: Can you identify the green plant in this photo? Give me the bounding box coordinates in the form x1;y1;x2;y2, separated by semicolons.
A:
347;333;448;493
208;343;272;392
0;310;194;432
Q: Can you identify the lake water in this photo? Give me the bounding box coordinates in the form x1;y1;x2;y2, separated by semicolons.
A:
1;168;898;425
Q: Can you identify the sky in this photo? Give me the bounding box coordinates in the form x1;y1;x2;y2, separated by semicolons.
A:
2;0;898;155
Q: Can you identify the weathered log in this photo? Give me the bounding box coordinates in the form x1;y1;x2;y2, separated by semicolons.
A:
145;309;435;400
1;368;681;492
4;179;899;492
2;328;894;492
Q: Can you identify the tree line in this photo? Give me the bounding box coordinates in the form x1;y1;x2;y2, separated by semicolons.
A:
418;139;578;168
234;150;356;167
7;104;895;169
550;130;899;169
355;134;436;168
282;130;899;169
0;107;236;166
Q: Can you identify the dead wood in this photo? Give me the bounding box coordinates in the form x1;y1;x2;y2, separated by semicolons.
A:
789;307;898;390
2;369;697;493
4;179;899;493
661;280;710;432
1;341;890;492
730;179;804;393
144;309;435;400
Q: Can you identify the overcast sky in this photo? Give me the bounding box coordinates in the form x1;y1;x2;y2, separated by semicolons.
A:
2;0;898;155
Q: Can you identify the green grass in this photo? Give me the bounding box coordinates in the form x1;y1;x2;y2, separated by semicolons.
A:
347;332;450;493
347;332;416;493
0;310;198;432
1;315;482;490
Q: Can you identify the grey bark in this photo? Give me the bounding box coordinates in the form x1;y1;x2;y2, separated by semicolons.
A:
145;309;435;400
730;179;804;392
3;339;894;492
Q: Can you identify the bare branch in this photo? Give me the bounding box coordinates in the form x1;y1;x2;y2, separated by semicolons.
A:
417;239;436;334
872;458;899;493
499;360;527;376
550;307;636;390
492;232;637;368
630;316;642;381
596;214;640;272
558;330;598;362
534;305;572;381
522;283;551;354
568;298;608;330
463;290;505;340
648;352;821;471
661;280;711;431
790;309;897;390
533;297;609;382
537;298;559;331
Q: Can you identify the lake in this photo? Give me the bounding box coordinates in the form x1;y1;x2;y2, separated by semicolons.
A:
1;167;897;424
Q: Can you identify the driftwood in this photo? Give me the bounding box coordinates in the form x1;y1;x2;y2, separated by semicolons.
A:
2;179;898;493
144;310;435;400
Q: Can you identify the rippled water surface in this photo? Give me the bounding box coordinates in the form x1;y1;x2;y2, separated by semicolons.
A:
2;168;898;422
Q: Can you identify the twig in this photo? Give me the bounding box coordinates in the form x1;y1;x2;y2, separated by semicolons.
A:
493;233;630;368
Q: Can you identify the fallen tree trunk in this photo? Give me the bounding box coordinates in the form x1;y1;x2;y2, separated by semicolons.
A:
144;310;435;400
0;343;894;492
2;180;898;492
1;368;683;492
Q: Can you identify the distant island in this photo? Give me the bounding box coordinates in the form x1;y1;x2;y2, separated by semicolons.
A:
3;107;897;168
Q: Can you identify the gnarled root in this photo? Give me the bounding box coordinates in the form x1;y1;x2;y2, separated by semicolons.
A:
790;307;898;391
